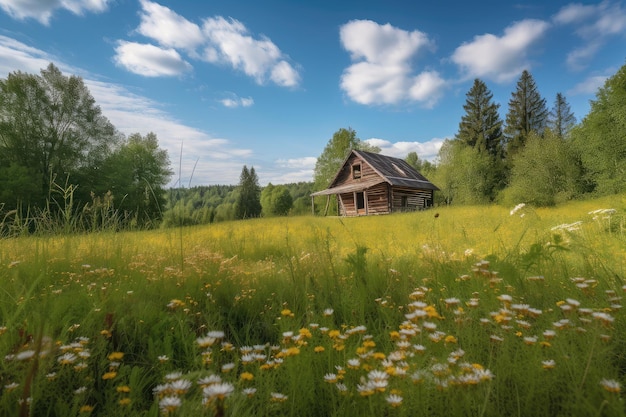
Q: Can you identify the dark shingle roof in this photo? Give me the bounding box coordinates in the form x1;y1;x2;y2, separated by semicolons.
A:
311;150;439;196
352;150;439;190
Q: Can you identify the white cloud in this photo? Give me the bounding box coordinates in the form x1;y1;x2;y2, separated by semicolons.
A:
201;16;300;87
276;157;317;169
567;74;608;95
113;41;192;77
220;95;254;108
0;0;109;25
124;1;301;87
553;3;597;24
554;1;626;71
0;35;55;74
259;156;318;184
136;0;204;53
339;19;445;106
364;137;445;161
451;19;549;83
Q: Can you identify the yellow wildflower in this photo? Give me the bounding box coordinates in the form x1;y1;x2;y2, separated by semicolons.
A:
107;352;124;361
240;372;254;381
102;372;117;380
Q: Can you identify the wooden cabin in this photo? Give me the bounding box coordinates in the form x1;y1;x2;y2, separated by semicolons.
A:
311;150;439;216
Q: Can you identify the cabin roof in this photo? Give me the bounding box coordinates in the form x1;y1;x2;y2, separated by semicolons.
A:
311;150;439;196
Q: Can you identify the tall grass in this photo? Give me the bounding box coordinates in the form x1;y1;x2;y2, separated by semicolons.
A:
0;195;625;416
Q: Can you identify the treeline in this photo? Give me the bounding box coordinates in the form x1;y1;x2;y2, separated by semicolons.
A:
2;61;625;234
161;181;314;226
427;64;626;206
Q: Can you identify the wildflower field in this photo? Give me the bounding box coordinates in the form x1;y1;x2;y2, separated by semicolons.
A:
1;195;625;417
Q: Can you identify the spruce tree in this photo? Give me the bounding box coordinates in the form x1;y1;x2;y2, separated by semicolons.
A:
547;92;576;138
504;70;548;155
235;165;262;219
455;79;504;158
452;79;506;201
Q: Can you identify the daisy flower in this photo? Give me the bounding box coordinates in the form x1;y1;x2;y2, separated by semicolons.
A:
386;394;403;407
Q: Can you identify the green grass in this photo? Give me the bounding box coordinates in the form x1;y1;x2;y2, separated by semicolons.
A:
1;195;625;416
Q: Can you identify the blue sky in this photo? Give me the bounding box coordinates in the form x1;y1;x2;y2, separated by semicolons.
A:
0;0;624;186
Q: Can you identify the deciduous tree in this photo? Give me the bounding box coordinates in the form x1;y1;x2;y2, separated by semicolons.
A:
100;132;172;227
0;63;119;204
503;130;581;206
313;128;379;191
261;183;293;216
571;62;626;194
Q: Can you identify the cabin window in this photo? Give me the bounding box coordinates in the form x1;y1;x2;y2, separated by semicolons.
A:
356;192;365;210
401;195;408;207
352;163;362;179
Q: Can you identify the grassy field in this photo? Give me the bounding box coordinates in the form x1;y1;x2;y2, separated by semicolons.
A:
1;195;625;416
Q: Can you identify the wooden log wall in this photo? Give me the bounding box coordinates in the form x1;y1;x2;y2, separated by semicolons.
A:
391;187;433;212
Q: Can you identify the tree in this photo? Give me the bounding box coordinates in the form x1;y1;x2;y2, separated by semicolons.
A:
503;130;582;206
100;132;172;227
431;140;495;205
456;79;504;158
547;93;576;139
261;183;293;216
235;165;261;219
0;63;119;205
504;70;548;155
405;152;434;174
313;128;380;191
571;62;626;194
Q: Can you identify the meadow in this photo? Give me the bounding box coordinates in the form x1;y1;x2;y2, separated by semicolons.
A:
1;195;625;416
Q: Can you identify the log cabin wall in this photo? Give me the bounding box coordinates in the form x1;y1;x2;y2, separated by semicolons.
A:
391;187;433;212
364;183;390;214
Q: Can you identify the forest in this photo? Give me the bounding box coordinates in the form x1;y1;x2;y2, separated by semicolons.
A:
1;60;625;234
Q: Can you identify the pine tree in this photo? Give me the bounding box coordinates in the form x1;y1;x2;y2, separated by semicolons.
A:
504;70;548;155
456;79;504;158
235;165;261;219
547;93;576;138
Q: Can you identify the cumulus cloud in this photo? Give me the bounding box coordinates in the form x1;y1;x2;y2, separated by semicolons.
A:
114;41;192;77
364;137;445;161
451;19;549;83
0;0;110;25
136;0;204;53
554;1;626;71
201;16;300;87
118;1;301;87
339;19;445;107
